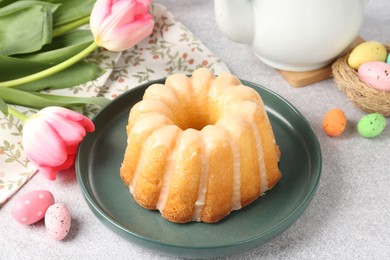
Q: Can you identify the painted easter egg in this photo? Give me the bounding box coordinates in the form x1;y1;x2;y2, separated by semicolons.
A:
45;203;71;240
322;108;347;137
357;113;387;138
11;190;55;225
387;53;390;64
348;41;387;70
358;62;390;91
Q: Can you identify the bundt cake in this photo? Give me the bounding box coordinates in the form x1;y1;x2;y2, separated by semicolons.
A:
120;68;281;223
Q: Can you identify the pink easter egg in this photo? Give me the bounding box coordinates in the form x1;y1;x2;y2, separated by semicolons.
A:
45;203;71;240
11;190;55;225
358;61;390;91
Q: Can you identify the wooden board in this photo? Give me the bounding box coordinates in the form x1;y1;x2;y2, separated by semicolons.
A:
276;37;364;87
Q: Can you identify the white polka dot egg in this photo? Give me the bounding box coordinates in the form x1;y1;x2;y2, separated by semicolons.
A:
11;190;55;225
45;203;71;240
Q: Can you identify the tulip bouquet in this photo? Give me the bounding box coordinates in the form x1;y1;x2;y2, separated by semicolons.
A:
0;0;154;180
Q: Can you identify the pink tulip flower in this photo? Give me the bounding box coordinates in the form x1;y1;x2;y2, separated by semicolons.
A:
90;0;154;52
22;107;95;181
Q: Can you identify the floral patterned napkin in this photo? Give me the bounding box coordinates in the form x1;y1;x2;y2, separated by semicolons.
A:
0;3;229;204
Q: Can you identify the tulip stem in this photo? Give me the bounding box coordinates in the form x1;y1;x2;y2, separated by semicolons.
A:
7;106;28;122
0;41;99;88
52;16;90;37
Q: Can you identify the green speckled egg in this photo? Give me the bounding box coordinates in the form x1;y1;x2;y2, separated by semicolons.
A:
357;113;387;138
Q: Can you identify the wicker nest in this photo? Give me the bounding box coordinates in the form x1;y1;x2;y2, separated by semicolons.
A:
332;45;390;116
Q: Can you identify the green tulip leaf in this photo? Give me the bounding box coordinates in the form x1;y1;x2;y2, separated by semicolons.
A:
0;1;60;55
0;87;110;108
0;1;60;16
15;41;93;66
0;56;51;81
15;30;94;65
0;0;15;8
14;61;104;91
34;92;110;107
36;29;94;54
50;0;95;27
0;30;95;81
0;97;8;116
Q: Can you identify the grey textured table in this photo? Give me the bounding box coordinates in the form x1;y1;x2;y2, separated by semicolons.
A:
1;1;389;259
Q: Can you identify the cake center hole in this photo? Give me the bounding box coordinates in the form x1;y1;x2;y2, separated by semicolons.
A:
177;106;216;131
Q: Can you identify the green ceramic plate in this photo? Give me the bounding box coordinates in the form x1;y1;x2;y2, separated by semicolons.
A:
76;79;322;259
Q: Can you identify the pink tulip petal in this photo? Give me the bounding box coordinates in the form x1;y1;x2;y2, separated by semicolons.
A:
67;144;79;155
90;0;154;52
38;155;75;181
112;0;135;19
56;155;75;172
115;1;150;24
99;1;137;35
137;0;152;5
100;17;154;51
39;167;57;181
133;2;151;18
40;107;95;133
23;119;67;167
41;107;85;122
45;115;86;145
90;0;113;36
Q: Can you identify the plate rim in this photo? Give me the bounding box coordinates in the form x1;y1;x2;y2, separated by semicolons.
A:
76;78;322;254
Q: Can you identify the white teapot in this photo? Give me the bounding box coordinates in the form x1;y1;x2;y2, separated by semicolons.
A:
214;0;365;71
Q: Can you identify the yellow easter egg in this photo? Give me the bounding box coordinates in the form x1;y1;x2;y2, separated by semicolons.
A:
347;41;387;70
